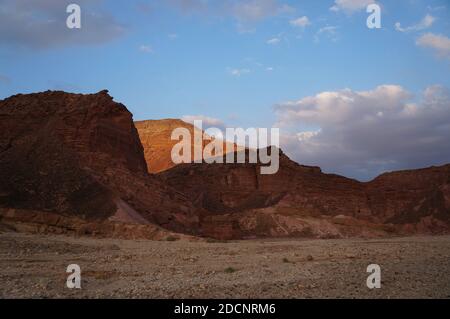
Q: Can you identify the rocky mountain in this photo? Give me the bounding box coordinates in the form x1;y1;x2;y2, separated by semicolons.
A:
159;149;450;239
135;119;239;173
0;90;200;237
0;90;449;240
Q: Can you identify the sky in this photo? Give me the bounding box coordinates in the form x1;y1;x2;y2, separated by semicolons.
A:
0;0;449;180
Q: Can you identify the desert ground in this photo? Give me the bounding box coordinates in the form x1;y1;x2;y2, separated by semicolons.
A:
0;231;449;299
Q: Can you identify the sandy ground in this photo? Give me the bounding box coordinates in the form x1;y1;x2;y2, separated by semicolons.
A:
0;231;449;299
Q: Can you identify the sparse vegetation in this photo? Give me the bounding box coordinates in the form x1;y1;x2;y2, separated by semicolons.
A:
224;267;237;274
1;233;448;298
165;236;179;242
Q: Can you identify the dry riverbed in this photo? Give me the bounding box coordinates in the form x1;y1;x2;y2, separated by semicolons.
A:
0;231;449;298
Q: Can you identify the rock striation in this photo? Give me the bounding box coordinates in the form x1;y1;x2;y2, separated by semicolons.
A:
1;90;449;240
159;149;450;239
0;90;200;235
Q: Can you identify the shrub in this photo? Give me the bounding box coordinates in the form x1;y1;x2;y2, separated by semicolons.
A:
224;267;236;274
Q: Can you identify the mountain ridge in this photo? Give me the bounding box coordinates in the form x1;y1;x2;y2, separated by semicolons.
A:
1;90;449;239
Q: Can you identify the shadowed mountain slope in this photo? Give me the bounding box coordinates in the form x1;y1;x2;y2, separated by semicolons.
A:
0;90;200;236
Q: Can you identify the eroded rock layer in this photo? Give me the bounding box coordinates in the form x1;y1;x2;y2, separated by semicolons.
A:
159;149;450;239
0;91;200;235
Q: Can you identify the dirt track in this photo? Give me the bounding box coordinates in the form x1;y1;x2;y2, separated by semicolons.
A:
0;231;449;298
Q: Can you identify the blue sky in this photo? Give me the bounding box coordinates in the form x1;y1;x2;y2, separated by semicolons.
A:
1;0;449;180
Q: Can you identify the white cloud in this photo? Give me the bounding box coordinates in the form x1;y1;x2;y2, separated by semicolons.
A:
395;14;435;32
266;38;280;45
266;67;274;71
416;33;450;58
227;68;251;77
330;0;375;13
297;130;321;142
314;26;339;43
168;33;178;39
139;45;154;53
274;85;450;180
290;16;310;28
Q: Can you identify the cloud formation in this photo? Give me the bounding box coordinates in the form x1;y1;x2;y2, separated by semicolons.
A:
289;16;310;28
274;85;450;180
0;0;125;49
314;26;339;43
266;38;281;45
416;33;450;59
395;14;435;33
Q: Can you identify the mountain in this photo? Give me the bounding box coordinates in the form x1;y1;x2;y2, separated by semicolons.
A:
0;90;449;240
158;149;450;239
135;119;240;173
0;90;200;237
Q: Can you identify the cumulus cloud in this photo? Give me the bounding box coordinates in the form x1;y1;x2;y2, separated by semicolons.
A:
0;0;125;49
416;33;450;58
395;14;435;32
274;85;450;180
289;16;310;28
330;0;375;13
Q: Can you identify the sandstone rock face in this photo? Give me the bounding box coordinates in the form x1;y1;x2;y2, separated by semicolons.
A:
366;166;450;225
0;207;197;241
135;119;194;173
159;149;450;239
0;91;200;234
135;119;239;174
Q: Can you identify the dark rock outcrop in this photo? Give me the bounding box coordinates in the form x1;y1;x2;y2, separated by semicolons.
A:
0;90;200;235
159;149;450;239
